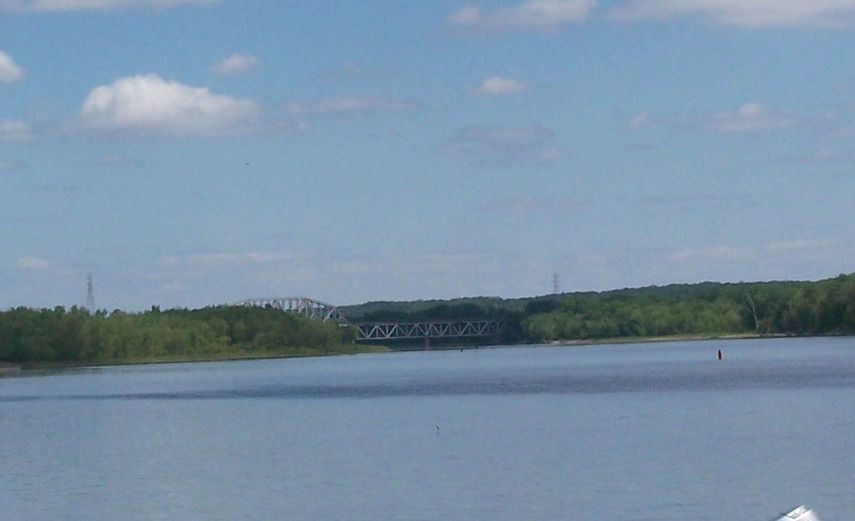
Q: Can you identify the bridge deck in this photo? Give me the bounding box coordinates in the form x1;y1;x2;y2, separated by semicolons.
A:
355;320;505;341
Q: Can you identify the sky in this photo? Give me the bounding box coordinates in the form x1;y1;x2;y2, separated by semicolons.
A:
2;0;855;312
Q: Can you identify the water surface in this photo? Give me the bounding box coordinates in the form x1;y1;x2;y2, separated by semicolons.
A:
1;337;853;520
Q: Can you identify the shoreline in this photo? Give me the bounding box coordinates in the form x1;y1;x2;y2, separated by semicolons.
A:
8;332;847;373
0;362;22;374
547;332;795;347
14;344;390;372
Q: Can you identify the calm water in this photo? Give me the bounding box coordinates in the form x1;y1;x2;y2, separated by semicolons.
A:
1;337;853;521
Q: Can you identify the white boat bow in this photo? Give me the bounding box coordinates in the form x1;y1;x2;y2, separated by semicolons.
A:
775;505;820;521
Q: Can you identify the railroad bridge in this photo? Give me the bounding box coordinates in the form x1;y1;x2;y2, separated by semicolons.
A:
235;297;506;344
234;297;348;324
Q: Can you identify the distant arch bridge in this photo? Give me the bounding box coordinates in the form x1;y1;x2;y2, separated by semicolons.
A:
234;297;348;324
234;296;506;343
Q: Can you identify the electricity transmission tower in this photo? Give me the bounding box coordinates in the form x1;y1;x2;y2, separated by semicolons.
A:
85;273;95;312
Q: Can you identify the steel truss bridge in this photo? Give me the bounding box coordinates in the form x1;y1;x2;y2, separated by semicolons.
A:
234;297;348;325
235;297;506;343
353;320;505;342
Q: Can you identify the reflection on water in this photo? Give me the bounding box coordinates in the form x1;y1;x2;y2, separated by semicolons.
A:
1;337;854;521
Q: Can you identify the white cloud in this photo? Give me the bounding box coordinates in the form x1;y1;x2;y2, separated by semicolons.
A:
210;53;259;76
79;74;260;136
609;0;855;28
0;50;23;83
474;76;530;96
649;102;797;134
448;0;596;31
705;102;796;133
287;96;413;117
16;256;52;270
0;0;215;12
0;119;31;141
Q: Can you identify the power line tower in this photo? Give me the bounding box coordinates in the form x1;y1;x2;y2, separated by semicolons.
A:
552;272;560;295
85;272;95;312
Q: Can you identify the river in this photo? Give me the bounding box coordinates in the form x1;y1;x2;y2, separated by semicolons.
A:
1;337;853;521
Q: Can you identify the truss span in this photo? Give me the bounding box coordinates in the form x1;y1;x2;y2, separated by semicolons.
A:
234;297;347;324
355;320;506;341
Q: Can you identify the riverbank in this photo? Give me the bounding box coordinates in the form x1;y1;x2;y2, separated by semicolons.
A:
549;332;795;347
13;344;391;371
0;360;21;374
11;332;840;373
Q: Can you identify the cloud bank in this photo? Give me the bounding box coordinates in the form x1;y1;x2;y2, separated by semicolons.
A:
610;0;855;28
0;50;23;82
474;76;531;96
16;256;52;270
705;102;796;133
637;102;798;134
0;119;31;141
80;74;260;136
448;0;596;31
210;53;259;76
444;124;567;165
0;0;214;12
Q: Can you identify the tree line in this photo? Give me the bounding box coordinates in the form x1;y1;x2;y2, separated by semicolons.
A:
2;273;853;365
0;305;366;366
344;273;855;344
520;274;855;342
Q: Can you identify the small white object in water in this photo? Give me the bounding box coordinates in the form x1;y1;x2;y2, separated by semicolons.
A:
776;505;820;521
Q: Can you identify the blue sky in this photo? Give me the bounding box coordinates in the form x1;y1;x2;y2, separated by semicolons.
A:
2;0;855;311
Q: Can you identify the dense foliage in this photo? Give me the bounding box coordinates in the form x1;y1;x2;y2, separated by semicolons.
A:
341;297;525;321
2;273;853;365
0;305;363;365
344;274;855;343
521;274;855;342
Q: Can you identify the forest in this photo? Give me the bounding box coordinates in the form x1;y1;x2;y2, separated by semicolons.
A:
0;305;369;366
520;274;855;341
1;273;854;366
344;273;855;343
